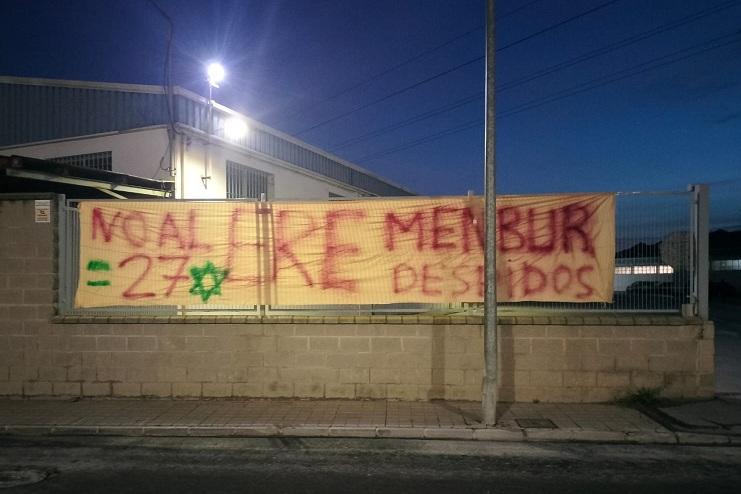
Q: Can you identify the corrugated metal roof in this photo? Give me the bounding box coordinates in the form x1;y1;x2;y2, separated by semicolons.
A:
0;154;174;198
0;76;413;197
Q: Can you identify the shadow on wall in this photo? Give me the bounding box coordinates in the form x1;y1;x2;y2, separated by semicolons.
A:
430;326;446;399
428;325;517;402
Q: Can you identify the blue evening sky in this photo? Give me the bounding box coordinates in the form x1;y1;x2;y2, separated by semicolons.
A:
1;0;740;227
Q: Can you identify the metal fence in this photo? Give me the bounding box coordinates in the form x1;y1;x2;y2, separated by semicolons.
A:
491;188;698;314
58;188;705;316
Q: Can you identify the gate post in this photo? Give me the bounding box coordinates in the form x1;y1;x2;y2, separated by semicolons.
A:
691;184;710;320
56;194;68;314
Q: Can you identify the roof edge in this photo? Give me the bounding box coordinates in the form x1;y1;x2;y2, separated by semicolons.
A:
209;101;415;195
0;75;165;95
1;75;415;195
0;154;175;192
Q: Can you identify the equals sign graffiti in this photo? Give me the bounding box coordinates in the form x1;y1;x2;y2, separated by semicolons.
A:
87;259;111;287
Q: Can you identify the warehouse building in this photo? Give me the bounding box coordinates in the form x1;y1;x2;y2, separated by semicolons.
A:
0;76;413;200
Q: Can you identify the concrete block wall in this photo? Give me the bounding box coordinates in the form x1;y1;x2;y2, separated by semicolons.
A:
0;196;59;399
0;318;714;402
0;196;715;402
498;320;714;402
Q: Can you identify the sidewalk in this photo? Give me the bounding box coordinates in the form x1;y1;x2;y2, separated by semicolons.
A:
653;394;741;436
1;398;738;445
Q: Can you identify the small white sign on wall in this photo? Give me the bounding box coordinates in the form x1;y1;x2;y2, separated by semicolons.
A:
34;200;51;223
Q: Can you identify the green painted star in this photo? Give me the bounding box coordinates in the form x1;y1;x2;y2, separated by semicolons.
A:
189;261;229;303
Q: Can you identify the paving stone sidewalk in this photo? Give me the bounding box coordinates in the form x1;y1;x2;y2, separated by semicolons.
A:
0;398;736;445
656;394;741;435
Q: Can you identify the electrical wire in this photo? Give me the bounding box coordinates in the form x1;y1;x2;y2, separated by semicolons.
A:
330;91;484;151
499;0;741;92
498;0;622;52
500;31;741;117
499;0;546;19
350;32;741;162
294;56;483;137
278;26;483;126
147;0;179;137
279;1;548;126
323;1;740;152
293;0;625;137
352;118;483;162
147;0;181;180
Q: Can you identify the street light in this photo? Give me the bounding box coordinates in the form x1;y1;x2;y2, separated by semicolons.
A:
224;117;248;140
207;62;225;88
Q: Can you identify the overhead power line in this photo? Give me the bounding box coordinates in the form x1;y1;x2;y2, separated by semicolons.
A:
323;0;740;152
330;91;484;151
500;0;741;91
294;56;483;137
280;0;547;127
499;0;546;19
705;177;741;186
351;32;741;162
353;118;484;162
293;0;624;137
279;26;483;125
498;0;623;52
500;31;741;117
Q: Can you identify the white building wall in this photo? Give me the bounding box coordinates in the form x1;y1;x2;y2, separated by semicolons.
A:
1;127;171;180
2;128;370;200
202;140;363;200
177;134;364;200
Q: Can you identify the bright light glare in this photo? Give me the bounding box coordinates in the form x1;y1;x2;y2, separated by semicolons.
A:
224;117;248;140
207;62;225;86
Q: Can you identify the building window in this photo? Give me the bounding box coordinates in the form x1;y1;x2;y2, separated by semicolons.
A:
712;259;741;271
633;266;657;274
51;151;112;171
625;265;673;274
226;160;273;199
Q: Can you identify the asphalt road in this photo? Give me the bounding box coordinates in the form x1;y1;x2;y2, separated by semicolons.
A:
1;436;740;493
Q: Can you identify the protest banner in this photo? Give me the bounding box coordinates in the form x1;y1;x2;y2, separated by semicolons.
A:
75;194;615;307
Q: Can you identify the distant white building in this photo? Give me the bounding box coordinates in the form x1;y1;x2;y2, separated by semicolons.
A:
0;76;413;200
613;256;674;292
612;240;679;293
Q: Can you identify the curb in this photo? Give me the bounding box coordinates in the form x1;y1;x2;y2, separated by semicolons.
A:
623;431;678;444
634;402;741;444
2;424;738;445
675;432;734;445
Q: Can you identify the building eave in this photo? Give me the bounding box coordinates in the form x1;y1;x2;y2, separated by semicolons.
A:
0;155;174;198
0;75;415;196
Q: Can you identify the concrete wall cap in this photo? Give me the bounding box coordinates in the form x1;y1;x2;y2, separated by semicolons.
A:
52;314;701;326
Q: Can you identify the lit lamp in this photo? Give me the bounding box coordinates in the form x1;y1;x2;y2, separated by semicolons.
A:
207;62;225;88
224;117;248;140
203;62;225;188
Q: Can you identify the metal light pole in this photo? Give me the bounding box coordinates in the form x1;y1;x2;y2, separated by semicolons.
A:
482;0;498;426
204;62;225;189
203;83;213;188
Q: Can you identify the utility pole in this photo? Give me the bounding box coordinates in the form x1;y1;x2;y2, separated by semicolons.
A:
482;0;498;426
